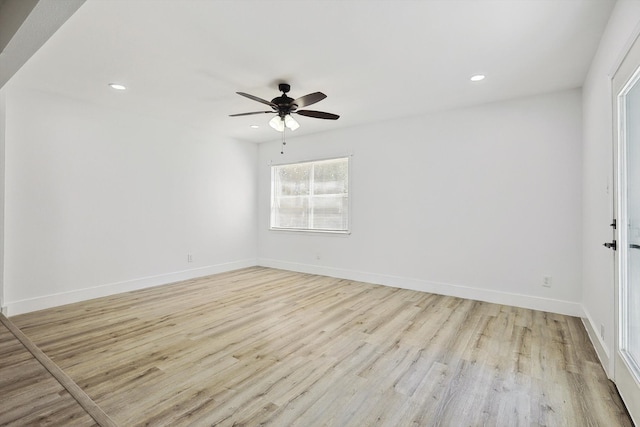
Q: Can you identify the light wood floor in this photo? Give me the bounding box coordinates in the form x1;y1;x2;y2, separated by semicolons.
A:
4;267;634;426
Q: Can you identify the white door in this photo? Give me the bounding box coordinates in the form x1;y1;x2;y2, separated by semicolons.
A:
612;32;640;426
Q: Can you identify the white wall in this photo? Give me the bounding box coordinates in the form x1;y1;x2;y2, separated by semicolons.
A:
258;89;583;316
582;0;640;376
3;86;258;315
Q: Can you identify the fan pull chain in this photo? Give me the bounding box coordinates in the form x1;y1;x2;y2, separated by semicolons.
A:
281;126;287;154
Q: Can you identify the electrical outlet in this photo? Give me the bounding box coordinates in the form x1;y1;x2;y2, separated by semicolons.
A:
542;276;552;287
187;253;193;263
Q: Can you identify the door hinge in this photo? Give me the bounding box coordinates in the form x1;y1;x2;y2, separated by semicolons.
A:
610;219;617;229
604;240;617;250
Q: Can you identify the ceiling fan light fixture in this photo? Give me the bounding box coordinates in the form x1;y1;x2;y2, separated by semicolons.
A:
284;114;300;131
269;115;285;132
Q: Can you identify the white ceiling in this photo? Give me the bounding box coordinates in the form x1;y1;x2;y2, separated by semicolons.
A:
7;0;615;144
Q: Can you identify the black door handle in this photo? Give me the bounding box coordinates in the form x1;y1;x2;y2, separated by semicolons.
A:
630;244;640;249
604;241;617;250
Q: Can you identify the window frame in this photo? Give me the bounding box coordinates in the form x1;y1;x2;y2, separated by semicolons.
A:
269;155;352;235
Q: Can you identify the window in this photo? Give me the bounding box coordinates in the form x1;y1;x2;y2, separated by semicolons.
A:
271;157;350;233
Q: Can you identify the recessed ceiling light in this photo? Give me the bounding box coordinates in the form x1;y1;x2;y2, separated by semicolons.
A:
109;83;126;90
250;125;259;129
470;74;485;82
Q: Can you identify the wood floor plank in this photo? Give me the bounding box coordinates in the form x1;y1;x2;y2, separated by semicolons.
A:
9;266;635;426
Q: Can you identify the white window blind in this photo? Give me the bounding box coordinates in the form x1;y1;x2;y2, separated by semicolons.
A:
271;157;349;233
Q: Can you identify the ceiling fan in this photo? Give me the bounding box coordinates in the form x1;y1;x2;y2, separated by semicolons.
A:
230;83;339;132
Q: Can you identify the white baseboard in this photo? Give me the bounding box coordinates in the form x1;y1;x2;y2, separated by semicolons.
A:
258;258;584;317
6;257;585;320
581;307;612;378
0;306;7;316
5;258;257;316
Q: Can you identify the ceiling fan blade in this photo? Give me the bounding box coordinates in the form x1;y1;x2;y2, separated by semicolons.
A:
296;110;340;120
293;92;327;108
229;111;273;117
237;92;277;108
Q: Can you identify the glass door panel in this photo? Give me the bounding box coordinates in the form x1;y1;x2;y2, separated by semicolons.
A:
623;81;640;379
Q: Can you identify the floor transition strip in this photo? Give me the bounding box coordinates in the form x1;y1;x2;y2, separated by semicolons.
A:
0;314;117;427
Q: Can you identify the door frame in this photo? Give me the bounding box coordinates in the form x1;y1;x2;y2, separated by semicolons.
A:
612;31;640;426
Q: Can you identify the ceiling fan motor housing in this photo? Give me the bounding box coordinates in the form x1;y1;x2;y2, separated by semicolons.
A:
272;83;296;116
